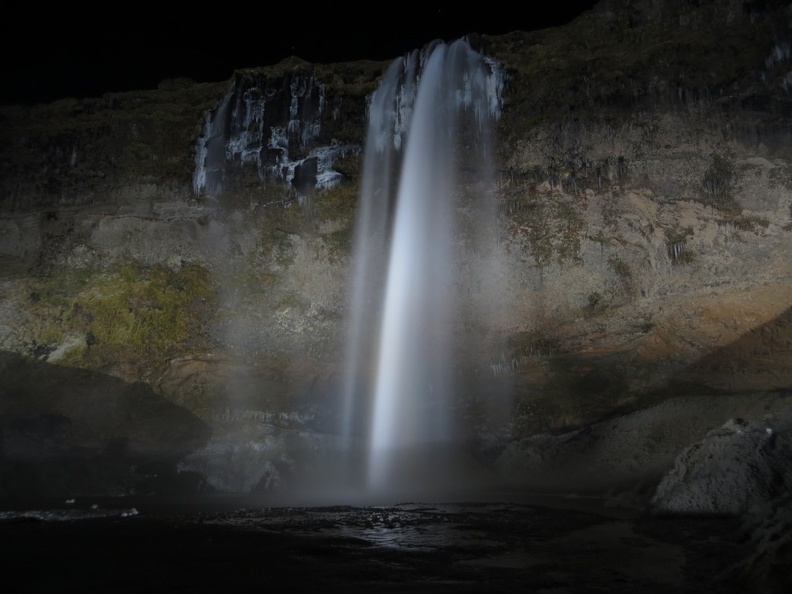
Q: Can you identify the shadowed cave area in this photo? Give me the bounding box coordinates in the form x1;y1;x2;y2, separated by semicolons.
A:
0;351;212;499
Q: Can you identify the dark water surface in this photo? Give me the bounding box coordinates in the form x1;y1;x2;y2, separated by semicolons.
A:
1;494;749;593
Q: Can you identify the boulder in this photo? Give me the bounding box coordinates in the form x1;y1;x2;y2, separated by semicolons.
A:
650;409;792;515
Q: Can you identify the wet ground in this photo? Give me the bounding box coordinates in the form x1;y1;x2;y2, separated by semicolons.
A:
1;496;752;593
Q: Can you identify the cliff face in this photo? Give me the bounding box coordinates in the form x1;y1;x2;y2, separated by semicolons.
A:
479;0;792;421
1;0;791;499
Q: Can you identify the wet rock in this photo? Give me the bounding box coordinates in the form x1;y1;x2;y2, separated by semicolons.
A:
650;409;792;515
737;492;792;594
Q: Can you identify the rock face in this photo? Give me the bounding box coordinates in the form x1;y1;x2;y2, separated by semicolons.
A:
492;391;792;504
0;0;791;498
0;351;211;498
192;59;364;199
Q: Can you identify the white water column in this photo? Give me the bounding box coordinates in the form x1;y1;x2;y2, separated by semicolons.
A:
341;38;503;497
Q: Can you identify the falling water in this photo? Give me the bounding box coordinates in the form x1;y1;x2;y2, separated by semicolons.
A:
340;38;504;498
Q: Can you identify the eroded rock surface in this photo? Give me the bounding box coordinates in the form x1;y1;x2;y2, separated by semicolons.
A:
650;409;792;515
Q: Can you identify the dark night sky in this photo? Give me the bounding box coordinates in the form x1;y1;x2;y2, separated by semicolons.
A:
1;2;599;106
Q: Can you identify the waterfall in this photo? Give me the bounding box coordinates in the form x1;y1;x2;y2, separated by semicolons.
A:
340;38;504;499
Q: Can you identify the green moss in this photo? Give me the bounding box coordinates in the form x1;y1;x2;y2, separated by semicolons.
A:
315;181;358;220
300;182;359;262
327;153;363;185
26;263;217;372
85;264;214;362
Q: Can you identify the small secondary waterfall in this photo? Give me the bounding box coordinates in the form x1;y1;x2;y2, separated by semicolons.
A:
340;38;504;498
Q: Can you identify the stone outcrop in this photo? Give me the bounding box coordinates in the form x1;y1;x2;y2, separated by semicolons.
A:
649;409;792;515
647;406;792;592
0;351;211;498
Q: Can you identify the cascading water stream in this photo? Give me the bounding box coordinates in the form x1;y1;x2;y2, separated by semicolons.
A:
340;38;504;498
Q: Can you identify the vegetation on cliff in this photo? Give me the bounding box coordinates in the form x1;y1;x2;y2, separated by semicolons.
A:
16;263;216;376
